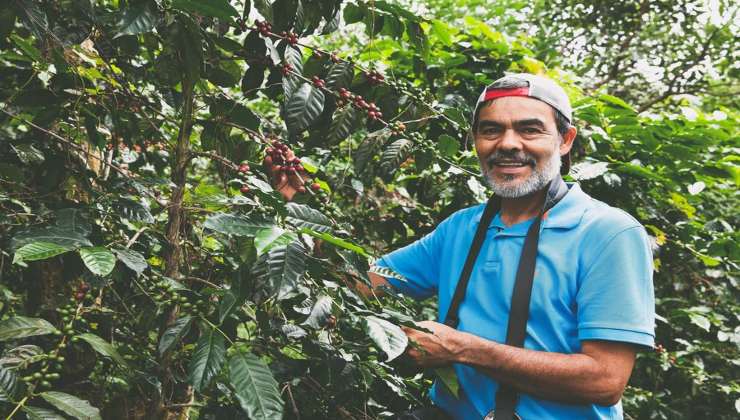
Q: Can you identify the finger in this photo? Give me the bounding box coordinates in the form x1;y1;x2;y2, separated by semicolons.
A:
275;172;289;190
287;170;304;188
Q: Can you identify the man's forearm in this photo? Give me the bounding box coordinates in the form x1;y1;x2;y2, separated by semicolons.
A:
451;331;632;406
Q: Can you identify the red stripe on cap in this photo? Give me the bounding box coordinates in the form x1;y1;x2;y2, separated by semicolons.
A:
483;86;530;101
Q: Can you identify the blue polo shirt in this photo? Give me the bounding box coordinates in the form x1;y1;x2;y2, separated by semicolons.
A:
376;183;655;420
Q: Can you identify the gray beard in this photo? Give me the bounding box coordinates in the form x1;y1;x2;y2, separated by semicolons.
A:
481;148;562;198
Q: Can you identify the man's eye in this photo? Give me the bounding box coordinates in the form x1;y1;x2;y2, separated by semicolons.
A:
521;127;540;134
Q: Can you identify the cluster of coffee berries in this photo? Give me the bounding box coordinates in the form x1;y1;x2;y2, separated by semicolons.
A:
74;282;91;302
236;162;251;194
390;121;407;136
19;349;64;390
255;20;272;36
330;52;340;63
146;278;208;316
281;63;294;76
264;141;305;174
311;76;325;88
280;30;299;45
365;102;383;120
366;70;385;85
352;94;369;109
336;87;352;106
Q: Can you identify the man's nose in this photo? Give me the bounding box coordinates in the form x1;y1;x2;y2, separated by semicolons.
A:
498;128;522;151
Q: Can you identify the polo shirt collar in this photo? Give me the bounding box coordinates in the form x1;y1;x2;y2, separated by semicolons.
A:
472;182;591;231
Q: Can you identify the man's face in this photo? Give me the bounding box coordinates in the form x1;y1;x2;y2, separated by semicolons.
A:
474;96;572;198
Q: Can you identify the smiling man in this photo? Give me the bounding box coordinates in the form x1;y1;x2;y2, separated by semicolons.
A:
369;74;656;419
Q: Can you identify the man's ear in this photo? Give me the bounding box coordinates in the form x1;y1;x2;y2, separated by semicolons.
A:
560;126;577;155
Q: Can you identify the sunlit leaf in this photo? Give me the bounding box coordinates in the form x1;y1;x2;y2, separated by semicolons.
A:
79;247;117;276
188;324;226;393
0;316;58;341
228;350;284;420
363;316;408;362
39;392;101;420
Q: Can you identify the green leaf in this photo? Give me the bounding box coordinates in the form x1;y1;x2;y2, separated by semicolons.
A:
79;247;117;276
380;138;413;177
254;226;297;255
285;82;325;133
430;19;453;46
434;366;459;398
75;333;128;368
11;144;45;164
39;392;101;420
343;3;364;24
599;94;635;112
22;406;66;420
10;34;42;62
328;106;359;145
219;265;251;323
363;315;408;362
355;129;390;174
159;316;194;356
172;0;238;20
689;313;711;332
256;240;308;300
285;203;333;233
303;295;333;328
0;344;44;368
325;61;354;89
437;134;459;158
188;324;226;393
0;316;58;341
242;63;267;94
204;213;272;237
0;364;21;402
11;213;92;251
299;229;369;257
13;242;73;264
114;198;154;223
228;350;284;420
114;3;158;38
112;247;148;275
283;45;303;73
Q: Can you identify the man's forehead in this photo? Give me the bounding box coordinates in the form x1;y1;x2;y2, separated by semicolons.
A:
478;96;556;123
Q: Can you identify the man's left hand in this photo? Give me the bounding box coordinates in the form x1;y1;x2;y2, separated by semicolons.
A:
401;320;463;367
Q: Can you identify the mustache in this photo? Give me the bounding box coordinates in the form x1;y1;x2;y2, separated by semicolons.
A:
485;151;536;166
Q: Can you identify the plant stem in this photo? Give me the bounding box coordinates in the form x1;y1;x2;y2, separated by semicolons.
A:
163;79;196;279
6;395;29;420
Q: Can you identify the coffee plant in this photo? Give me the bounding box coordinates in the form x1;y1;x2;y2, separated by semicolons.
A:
0;0;737;419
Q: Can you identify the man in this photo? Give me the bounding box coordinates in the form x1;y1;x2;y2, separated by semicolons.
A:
366;74;656;419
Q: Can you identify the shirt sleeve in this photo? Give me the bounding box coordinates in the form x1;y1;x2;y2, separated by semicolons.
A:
373;216;452;300
576;225;656;348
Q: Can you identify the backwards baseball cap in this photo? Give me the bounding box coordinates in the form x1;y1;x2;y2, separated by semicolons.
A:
472;73;574;174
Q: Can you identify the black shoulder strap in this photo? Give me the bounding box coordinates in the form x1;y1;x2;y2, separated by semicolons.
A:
439;177;569;420
494;177;567;420
442;193;501;327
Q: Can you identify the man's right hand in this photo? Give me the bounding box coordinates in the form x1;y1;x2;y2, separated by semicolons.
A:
264;143;308;201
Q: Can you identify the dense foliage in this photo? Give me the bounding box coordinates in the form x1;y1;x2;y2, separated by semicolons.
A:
0;1;737;419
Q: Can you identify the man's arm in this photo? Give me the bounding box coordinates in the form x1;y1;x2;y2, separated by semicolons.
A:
402;320;636;406
346;271;391;298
